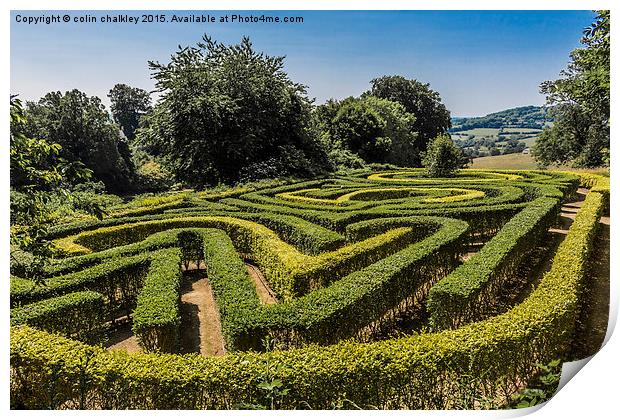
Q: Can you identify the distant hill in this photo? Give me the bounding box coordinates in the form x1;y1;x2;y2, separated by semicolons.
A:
450;106;552;131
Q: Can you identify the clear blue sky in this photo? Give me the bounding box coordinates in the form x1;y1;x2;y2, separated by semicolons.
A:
11;10;595;117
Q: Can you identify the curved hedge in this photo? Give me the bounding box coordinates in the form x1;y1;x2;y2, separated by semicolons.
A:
10;169;606;409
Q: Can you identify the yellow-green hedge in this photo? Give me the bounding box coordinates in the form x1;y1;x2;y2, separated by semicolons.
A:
10;183;604;408
52;216;429;300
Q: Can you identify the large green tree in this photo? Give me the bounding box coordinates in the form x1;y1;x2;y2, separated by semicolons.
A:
138;36;331;187
534;11;610;167
22;89;135;193
316;96;419;166
366;75;451;151
108;83;152;141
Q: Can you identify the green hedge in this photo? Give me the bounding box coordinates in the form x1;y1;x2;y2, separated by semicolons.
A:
11;255;149;314
10;184;603;409
132;248;182;353
426;196;561;330
10;291;105;344
201;217;466;350
52;216;435;301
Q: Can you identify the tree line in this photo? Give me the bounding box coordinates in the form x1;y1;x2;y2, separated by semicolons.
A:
11;10;610;198
450;106;551;132
11;36;456;196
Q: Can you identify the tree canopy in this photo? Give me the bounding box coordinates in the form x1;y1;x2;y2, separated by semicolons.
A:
316;96;419;167
10;96;101;283
108;84;152;141
422;134;466;178
366;75;451;151
451;106;551;131
138;36;331;187
534;10;610;167
22;89;135;193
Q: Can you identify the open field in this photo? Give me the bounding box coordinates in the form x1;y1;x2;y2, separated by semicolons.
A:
471;153;539;169
452;128;501;137
502;127;542;134
10;168;609;409
471;154;611;176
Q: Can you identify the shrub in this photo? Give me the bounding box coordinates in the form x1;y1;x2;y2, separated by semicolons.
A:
422;135;468;177
9;169;601;409
132;249;182;353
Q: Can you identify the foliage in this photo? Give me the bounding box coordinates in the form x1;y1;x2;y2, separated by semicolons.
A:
10;291;105;344
316;96;419;166
366;75;451;149
10;97;102;284
132;249;182;352
9;178;603;408
451;106;551;131
427;196;562;330
422;135;468;177
507;359;562;408
138;36;332;187
108;83;152;141
534;11;610;168
21;89;135;193
9;170;605;409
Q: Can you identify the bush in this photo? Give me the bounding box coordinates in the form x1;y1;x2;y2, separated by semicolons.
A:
132;248;182;352
422;135;467;177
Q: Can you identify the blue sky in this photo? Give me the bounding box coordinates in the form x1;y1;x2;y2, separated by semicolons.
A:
11;10;594;116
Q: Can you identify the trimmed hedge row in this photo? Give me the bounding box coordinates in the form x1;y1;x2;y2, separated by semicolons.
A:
199;216;466;350
51;216;433;301
132;248;182;353
277;186;486;207
426;196;561;329
367;169;524;183
10;291;105;344
201;230;263;350
45;230;181;276
11;254;149;312
9;186;604;408
9;170;604;409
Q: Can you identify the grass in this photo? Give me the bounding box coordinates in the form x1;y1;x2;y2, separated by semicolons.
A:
501;128;542;134
471;154;610;175
453;128;501;137
521;137;538;147
471;153;539;170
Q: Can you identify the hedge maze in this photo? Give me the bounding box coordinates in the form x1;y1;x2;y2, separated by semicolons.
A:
10;169;610;409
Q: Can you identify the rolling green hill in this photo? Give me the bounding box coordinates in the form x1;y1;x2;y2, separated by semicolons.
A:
451;105;552;131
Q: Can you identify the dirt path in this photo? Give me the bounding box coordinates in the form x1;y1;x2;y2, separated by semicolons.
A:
245;261;278;304
179;270;226;356
105;322;141;353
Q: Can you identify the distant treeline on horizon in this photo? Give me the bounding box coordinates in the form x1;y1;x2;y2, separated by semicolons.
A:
450;105;553;131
